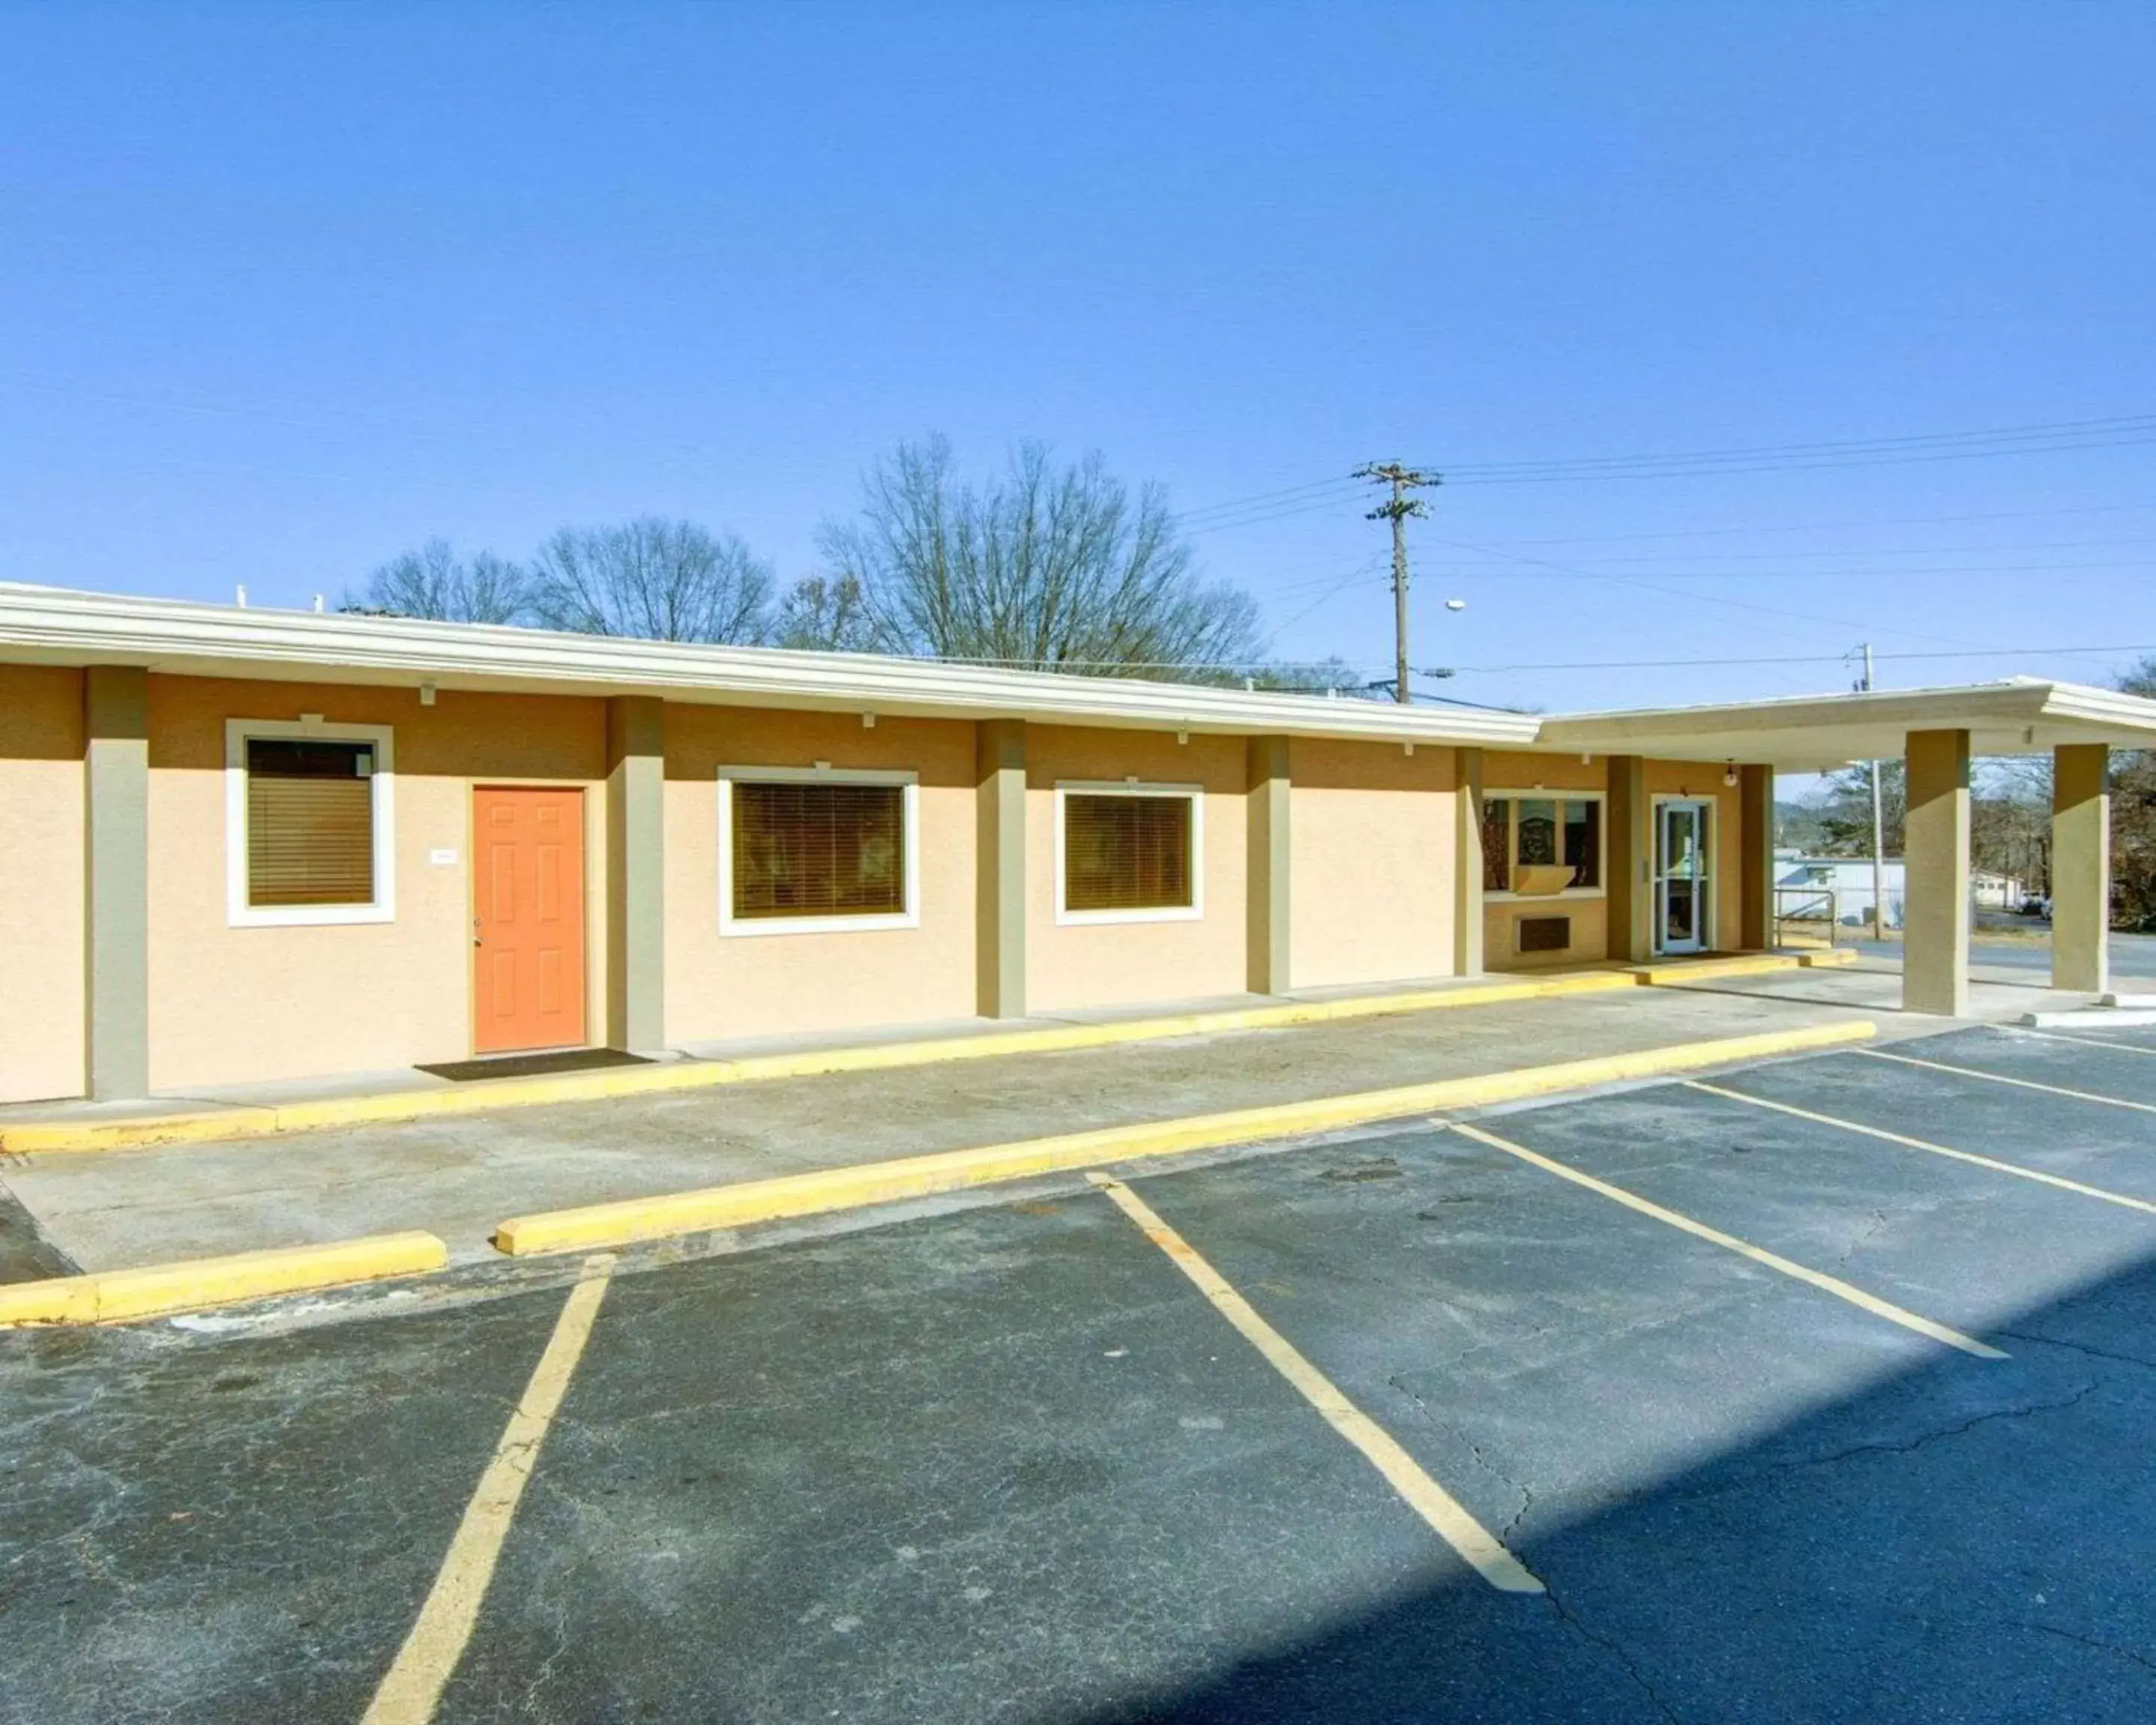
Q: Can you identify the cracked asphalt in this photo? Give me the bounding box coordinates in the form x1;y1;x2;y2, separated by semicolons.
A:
4;1023;2156;1722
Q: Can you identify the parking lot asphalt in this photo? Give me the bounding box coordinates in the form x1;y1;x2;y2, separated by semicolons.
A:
4;1024;2156;1723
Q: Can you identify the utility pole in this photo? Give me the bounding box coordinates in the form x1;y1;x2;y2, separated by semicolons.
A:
1355;462;1437;704
1859;642;1888;943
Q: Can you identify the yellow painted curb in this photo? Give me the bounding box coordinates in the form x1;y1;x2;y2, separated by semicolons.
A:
0;1232;449;1327
1633;948;1857;984
0;971;1639;1155
0;952;1843;1157
493;1020;1878;1256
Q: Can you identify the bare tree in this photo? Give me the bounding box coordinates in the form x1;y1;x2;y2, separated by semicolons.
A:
2115;656;2156;928
772;574;877;653
345;538;531;624
819;437;1263;681
529;517;773;643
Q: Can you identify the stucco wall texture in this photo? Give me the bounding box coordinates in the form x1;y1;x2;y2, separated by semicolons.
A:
663;707;979;1044
1288;739;1458;989
0;667;87;1102
141;677;608;1090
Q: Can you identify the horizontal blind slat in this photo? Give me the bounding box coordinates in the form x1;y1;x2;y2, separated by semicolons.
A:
1064;794;1192;912
732;781;906;920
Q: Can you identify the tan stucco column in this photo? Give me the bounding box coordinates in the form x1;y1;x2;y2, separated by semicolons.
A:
975;719;1027;1018
1453;746;1485;979
1739;764;1774;951
1904;728;1972;1016
2051;743;2110;995
605;696;666;1052
85;666;150;1098
1246;734;1291;995
1606;755;1654;963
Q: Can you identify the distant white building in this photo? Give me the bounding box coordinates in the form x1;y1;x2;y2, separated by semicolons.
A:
1775;853;2028;929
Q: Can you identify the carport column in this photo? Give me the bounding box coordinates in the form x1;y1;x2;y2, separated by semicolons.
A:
1903;728;1972;1017
975;719;1027;1018
85;666;151;1099
606;696;666;1053
1605;755;1654;964
2050;743;2110;996
1246;734;1291;995
1452;747;1484;978
1739;764;1774;951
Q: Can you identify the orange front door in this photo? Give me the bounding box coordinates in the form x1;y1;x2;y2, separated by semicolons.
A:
472;787;587;1054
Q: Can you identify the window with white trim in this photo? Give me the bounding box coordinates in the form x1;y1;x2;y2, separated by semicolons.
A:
1482;792;1603;897
225;719;396;926
1055;783;1203;924
717;766;919;936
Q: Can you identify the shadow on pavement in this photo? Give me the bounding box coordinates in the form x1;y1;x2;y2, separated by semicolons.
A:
1094;1250;2156;1724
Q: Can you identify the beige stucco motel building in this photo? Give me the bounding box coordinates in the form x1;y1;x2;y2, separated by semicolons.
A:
3;580;2153;1106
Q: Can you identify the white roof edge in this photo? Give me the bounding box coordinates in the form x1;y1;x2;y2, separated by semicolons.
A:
0;582;1541;746
1536;678;2057;731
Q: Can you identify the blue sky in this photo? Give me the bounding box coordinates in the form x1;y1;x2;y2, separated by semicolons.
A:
3;2;2152;719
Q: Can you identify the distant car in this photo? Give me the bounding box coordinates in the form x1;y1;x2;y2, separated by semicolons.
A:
2019;895;2051;917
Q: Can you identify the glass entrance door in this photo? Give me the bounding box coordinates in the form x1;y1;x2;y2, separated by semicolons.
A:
1656;800;1713;955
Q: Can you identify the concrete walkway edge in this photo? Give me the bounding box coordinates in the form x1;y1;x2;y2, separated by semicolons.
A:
0;950;1854;1157
491;1020;1878;1256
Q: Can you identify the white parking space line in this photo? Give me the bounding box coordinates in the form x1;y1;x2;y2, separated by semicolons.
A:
1855;1047;2156;1115
364;1256;618;1725
2006;1026;2156;1058
1446;1121;2007;1360
1686;1080;2156;1217
1087;1172;1545;1595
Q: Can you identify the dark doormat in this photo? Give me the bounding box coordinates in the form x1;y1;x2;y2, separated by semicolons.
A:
416;1047;655;1083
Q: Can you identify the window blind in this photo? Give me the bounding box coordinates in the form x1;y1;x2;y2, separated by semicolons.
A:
732;781;905;919
246;739;377;907
1063;794;1193;912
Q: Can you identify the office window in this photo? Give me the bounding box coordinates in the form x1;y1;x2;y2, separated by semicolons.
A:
226;721;396;927
1482;797;1511;892
1484;793;1604;896
246;739;377;907
729;779;907;922
1059;788;1200;920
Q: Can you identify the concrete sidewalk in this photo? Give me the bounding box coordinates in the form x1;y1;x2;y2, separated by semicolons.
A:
0;958;2065;1277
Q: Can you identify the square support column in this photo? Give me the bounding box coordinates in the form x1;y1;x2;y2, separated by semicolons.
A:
85;666;151;1099
1739;764;1774;951
1904;728;1971;1016
1452;747;1485;979
1605;755;1654;964
605;696;666;1052
1246;734;1291;995
975;719;1027;1018
2051;743;2110;995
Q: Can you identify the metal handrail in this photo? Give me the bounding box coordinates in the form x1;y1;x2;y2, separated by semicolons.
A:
1772;884;1839;949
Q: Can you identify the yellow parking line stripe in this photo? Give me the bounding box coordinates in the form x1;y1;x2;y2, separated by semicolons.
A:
363;1256;617;1724
1855;1047;2156;1114
1445;1121;2006;1360
2006;1026;2156;1058
1087;1172;1544;1595
1685;1080;2156;1217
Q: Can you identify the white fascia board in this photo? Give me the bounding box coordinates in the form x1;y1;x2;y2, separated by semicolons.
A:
0;582;1539;748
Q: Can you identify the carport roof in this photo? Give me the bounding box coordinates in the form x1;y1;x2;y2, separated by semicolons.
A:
1538;678;2156;772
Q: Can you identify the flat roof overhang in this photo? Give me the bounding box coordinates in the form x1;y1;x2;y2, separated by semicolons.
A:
1538;679;2156;772
0;582;1542;749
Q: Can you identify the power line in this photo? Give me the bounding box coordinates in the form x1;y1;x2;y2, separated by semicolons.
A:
1420;412;2156;478
1474;499;2156;548
1421;529;2003;654
1449;642;2156;674
1355;462;1437;705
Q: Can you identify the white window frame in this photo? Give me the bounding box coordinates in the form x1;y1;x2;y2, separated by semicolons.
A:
225;718;397;928
1053;780;1205;926
1483;788;1607;902
717;764;921;937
